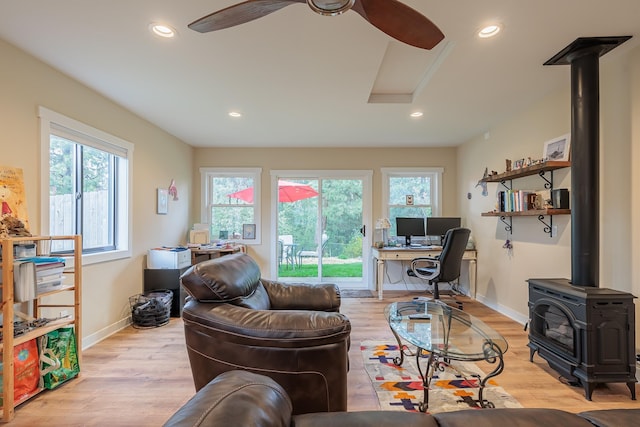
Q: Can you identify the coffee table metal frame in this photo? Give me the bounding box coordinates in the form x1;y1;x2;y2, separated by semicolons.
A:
384;300;508;412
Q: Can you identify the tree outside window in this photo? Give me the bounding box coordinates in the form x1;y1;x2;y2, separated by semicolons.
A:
382;168;442;238
50;136;116;252
201;168;261;244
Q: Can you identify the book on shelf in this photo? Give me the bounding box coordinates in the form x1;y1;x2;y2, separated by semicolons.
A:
13;261;37;302
0;256;66;300
496;190;536;212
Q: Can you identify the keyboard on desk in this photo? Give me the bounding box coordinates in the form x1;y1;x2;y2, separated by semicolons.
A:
408;244;442;249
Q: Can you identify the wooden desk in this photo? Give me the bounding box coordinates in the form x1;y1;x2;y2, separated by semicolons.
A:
371;246;477;300
191;245;243;265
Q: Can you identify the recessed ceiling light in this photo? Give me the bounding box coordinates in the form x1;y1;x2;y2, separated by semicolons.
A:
150;23;177;38
478;24;501;38
410;112;424;118
229;111;242;118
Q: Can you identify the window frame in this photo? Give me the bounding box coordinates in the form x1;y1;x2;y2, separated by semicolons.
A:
200;167;262;245
381;167;443;237
39;106;133;265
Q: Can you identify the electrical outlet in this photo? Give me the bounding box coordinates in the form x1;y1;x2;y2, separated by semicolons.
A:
60;310;69;318
551;225;558;237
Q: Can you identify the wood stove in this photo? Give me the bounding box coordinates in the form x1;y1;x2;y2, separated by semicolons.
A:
528;278;636;400
527;37;637;401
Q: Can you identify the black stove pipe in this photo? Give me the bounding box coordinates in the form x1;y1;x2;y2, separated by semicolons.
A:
544;36;631;287
569;50;600;287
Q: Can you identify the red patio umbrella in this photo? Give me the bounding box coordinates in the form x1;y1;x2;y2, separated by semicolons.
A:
228;180;318;203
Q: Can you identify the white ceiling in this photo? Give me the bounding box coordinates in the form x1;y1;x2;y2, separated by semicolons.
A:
1;1;639;148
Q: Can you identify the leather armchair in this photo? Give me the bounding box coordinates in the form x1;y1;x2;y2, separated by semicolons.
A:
179;253;351;415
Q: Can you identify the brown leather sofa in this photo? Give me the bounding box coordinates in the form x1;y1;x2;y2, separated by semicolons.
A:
179;253;351;415
164;370;640;427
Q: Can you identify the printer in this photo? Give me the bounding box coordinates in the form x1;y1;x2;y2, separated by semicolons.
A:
147;247;191;269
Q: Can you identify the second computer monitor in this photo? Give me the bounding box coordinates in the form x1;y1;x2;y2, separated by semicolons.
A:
426;217;461;244
396;217;425;246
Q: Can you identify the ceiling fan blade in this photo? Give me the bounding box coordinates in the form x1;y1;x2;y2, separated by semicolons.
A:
189;0;306;33
352;0;444;49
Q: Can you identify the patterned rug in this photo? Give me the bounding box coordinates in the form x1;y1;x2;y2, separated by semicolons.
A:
361;341;522;413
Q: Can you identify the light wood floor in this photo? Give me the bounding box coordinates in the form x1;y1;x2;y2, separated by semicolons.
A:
8;292;639;426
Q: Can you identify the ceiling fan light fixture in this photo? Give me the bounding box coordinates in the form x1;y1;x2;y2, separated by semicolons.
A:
478;24;501;39
307;0;355;16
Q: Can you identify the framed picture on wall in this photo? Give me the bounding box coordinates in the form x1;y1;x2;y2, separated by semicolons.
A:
543;133;571;161
242;223;256;240
157;188;168;215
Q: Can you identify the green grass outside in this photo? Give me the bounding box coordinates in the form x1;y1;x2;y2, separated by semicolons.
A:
278;262;362;278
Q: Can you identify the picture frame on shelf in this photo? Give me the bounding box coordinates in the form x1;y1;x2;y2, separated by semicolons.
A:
543;133;571;161
157;188;168;214
513;158;525;169
242;223;256;240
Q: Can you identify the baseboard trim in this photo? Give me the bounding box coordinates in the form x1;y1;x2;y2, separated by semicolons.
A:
475;294;529;326
82;316;131;350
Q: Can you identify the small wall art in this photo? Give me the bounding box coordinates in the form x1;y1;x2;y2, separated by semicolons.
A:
242;223;256;240
543;133;571;161
157;188;168;215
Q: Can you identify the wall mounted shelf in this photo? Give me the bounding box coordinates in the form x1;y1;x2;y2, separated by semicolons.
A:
480;161;571;236
480;161;571;184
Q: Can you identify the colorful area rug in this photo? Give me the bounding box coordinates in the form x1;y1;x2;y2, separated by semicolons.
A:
361;341;522;413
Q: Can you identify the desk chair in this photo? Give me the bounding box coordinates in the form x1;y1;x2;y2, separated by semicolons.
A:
407;227;470;309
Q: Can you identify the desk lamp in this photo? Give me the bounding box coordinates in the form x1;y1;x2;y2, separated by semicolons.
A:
375;218;391;247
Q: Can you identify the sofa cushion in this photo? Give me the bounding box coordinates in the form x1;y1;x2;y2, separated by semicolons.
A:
236;281;271;310
578;409;640;427
293;411;439;427
181;253;265;305
434;408;594;427
163;370;292;427
262;279;341;312
182;302;351;344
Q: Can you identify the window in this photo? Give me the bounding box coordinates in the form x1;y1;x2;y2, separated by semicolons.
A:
381;168;443;238
39;107;133;264
200;168;262;244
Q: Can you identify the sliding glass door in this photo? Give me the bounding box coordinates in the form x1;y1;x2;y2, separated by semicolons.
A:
273;171;371;289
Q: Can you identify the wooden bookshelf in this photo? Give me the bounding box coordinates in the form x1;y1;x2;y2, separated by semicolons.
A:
1;235;82;422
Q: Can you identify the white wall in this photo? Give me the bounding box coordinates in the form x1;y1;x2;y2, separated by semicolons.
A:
458;44;640;350
0;38;193;346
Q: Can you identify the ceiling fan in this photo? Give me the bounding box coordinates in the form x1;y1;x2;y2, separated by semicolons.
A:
189;0;444;50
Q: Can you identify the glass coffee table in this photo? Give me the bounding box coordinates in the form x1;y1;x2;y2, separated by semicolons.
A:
384;300;508;412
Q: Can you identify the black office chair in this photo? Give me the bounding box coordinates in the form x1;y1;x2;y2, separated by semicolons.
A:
407;227;471;308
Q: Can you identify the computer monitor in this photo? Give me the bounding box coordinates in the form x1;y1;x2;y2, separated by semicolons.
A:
426;217;461;244
395;217;425;246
